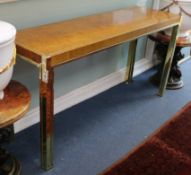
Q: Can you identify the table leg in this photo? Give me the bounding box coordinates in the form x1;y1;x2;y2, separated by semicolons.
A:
40;67;54;170
0;125;21;175
125;39;138;82
158;25;179;96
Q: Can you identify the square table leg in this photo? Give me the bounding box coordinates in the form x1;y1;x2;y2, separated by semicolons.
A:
39;66;54;170
125;39;138;82
158;24;180;96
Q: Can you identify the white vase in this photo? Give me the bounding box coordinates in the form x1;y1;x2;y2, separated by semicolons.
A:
0;21;16;100
159;0;191;37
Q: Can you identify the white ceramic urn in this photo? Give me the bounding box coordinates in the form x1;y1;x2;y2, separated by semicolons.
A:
159;0;191;37
0;21;16;100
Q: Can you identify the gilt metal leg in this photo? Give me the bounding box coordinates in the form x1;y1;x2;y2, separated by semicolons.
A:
40;63;54;170
125;39;138;82
158;25;179;96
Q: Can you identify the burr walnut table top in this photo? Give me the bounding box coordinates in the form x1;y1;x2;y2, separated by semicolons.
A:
0;81;30;128
16;6;181;67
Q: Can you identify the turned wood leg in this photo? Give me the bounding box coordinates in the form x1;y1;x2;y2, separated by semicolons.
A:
166;46;184;89
0;125;21;175
40;66;54;170
125;39;138;83
158;25;179;96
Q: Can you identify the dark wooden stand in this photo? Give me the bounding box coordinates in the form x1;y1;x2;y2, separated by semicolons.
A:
149;32;191;89
0;81;30;175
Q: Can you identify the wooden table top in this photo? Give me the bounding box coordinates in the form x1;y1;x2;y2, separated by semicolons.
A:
16;6;181;67
0;81;30;128
149;32;191;47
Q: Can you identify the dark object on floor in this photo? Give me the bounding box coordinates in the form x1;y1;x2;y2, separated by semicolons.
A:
0;81;30;175
100;102;191;175
149;32;191;90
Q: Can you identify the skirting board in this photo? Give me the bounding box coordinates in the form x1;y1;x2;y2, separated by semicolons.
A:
14;58;155;133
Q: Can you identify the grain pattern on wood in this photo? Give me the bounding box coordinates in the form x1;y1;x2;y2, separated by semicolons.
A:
0;81;30;128
16;6;181;67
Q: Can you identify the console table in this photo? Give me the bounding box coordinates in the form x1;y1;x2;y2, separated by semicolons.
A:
16;6;181;170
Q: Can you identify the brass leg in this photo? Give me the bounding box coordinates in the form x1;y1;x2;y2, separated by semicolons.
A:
125;39;138;82
40;67;54;170
158;25;179;96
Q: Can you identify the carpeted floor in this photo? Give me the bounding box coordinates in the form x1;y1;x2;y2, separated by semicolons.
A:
101;102;191;175
8;60;191;175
